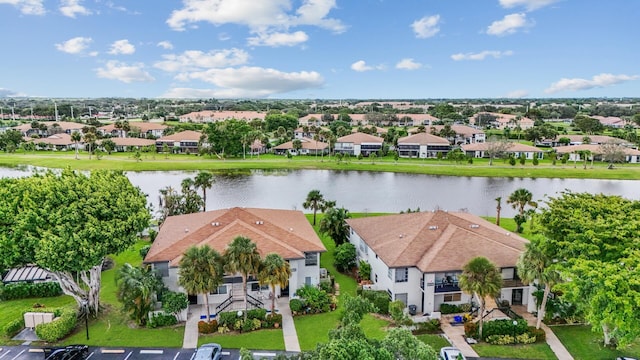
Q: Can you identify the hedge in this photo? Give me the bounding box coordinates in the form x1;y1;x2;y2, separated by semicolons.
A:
35;308;77;342
4;318;25;337
0;282;63;300
146;313;177;328
481;318;528;341
359;290;390;315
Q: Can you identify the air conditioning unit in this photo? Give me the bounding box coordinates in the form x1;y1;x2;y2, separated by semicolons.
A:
428;225;438;230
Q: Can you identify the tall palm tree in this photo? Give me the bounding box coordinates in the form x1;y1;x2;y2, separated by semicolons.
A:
458;257;503;340
194;171;215;212
82;132;96;160
319;207;351;245
224;236;262;319
259;253;291;314
495;197;502;226
516;238;560;329
303;189;325;226
506;188;537;232
71;131;82;160
178;245;224;321
115;263;163;326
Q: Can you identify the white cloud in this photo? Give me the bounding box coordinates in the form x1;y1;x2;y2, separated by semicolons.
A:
351;60;385;72
0;0;45;15
545;73;639;94
487;13;531;36
157;41;174;50
108;39;136;55
166;0;345;40
0;88;24;97
451;50;514;61
154;48;249;72
411;15;440;39
248;31;309;47
96;61;155;83
499;0;559;11
505;89;529;98
55;37;93;54
396;58;422;70
167;66;324;98
59;0;91;18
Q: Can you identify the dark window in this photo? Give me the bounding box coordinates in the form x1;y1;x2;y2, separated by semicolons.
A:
395;267;408;283
305;252;317;266
443;293;462;302
154;262;169;277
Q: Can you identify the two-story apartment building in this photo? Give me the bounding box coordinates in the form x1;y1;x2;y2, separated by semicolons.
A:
155;130;203;153
347;211;534;316
144;207;327;311
397;133;450;158
334;132;384;157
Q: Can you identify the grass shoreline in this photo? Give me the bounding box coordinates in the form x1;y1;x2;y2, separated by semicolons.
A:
1;152;640;180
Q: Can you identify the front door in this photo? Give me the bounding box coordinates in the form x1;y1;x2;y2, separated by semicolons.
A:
512;289;523;305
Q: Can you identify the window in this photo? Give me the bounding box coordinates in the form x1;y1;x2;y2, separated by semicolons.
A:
210;285;227;295
388;268;392;279
375;274;378;282
305;252;317;266
305;277;312;286
154;262;169;277
443;293;462;302
395;293;408;306
395;267;408;283
251;283;269;291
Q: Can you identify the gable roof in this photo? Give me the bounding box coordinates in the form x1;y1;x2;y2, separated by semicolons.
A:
145;207;326;267
428;125;484;136
553;144;640;155
99;122;167;132
273;137;328;150
157;130;203;142
461;142;543;153
347;211;527;272
101;137;156;146
29;133;74;145
398;132;450;145
337;132;384;144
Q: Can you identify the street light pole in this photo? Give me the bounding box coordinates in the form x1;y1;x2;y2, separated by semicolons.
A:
82;299;90;340
512;319;518;345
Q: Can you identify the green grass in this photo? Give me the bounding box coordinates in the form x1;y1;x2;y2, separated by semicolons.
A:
293;311;341;351
361;314;390;340
552;325;640;360
416;333;451;353
197;329;284;350
2;151;640;180
0;296;75;344
473;342;557;359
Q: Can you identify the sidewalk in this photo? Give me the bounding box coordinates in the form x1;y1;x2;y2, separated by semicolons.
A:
182;304;201;349
513;306;573;360
440;315;479;358
278;297;301;352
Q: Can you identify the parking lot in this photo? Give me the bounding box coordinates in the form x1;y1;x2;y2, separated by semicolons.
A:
0;346;260;360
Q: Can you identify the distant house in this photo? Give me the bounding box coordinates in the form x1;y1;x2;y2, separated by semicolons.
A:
144;207;326;310
397;133;450;158
347;211;532;315
592;115;628;128
352;125;388;137
250;139;267;155
553;144;640;163
273;137;329;156
335;132;384;156
541;134;633;147
178;111;266;123
13;121;85;137
98;122;167;138
100;137;156;152
471;112;535;130
461;142;544;159
293;126;330;140
427;125;486;144
29;133;77;151
155;130;203;153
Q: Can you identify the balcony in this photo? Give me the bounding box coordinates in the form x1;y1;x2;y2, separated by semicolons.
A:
502;278;526;288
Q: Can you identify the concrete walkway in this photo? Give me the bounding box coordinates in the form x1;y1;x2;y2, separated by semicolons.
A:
278;297;301;352
183;304;201;349
513;306;573;360
440;315;479;358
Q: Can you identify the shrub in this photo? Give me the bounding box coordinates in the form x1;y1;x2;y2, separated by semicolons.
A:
481;319;528;340
289;299;304;314
516;333;537;344
35;308;77;342
139;245;151;259
217;325;230;334
413;319;441;334
4;318;25;337
358;260;371;281
334;243;357;273
246;308;267;322
0;281;63;300
265;313;282;328
464;321;478;338
319;279;333;294
389;300;412;326
487;334;515;345
218;311;240;328
360;290;390;315
146;313;177;328
459;303;472;313
294;285;331;313
439;303;462;314
161;291;189;317
528;326;546;342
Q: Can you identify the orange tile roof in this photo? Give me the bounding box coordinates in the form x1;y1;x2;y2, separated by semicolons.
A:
145;207;326;267
461;142;543;152
337;132;384;144
398;132;450;145
347;211;527;272
157;130;204;142
99;122;167;132
273;138;329;150
29;133;74;145
553;144;640;155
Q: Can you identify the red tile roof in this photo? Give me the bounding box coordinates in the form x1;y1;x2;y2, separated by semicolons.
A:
157;130;204;142
398;132;450;145
337;132;384;144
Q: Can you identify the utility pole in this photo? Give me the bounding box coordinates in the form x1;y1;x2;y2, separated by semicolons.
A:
71;106;74;119
54;101;59;121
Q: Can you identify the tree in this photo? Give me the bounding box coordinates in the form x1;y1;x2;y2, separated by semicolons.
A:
194;171;215;212
458;257;502;340
292;139;302;154
224;236;262;319
180;177;205;215
102;139;116;155
485;136;513;165
162;291;189;320
319;207;351;245
495;197;502;226
516;237;560;329
178;245;223;321
599;141;626;165
573;115;604;134
537;192;640;346
82;131;96;159
303;190;328;226
334;243;357;272
381;327;438;360
204;119;253;157
71;131;82;160
258;253;291;314
506;188;537;232
0;169;150;314
115;263;163;326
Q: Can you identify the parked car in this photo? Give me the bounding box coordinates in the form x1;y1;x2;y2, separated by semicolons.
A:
193;343;223;360
43;345;89;360
440;346;466;360
616;357;638;360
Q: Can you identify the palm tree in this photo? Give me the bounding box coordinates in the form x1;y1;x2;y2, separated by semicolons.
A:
71;131;82;160
224;236;262;319
495;197;502;226
506;188;537;233
82;132;96;159
516;238;560;329
194;171;215;212
259;253;291;314
178;245;224;321
303;189;326;226
319;207;351;245
458;257;503;340
115;263;163;326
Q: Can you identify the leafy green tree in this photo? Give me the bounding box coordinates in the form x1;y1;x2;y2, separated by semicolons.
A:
71;131;82;159
319;207;351;245
258;253;291;314
303;189;329;226
334;243;357;273
458;257;503;339
204;119;253;157
162;291;189;320
573;115;604;134
162;143;170;159
264;113;298;132
194;171;215;211
115;263;163;326
178;245;223;321
102;138;116;155
516;237;560;329
0;169;150;314
381;327;437;360
224;236;262;319
82;131;96;159
507;188;537;232
180;177;204;215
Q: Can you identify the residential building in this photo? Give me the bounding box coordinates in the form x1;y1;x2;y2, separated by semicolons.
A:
144;207;326;311
13;121;85;137
155;130;203;153
178;111;266;123
470;112;535;130
29;133;77;151
427;125;486;144
99;137;156;152
461;142;544;159
273;137;329;156
346;211;532;315
98;122;167;138
553;144;640;163
397;133;450;158
540;134;633;147
334;132;384;156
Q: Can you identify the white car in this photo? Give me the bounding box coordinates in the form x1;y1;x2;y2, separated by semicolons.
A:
440;347;466;360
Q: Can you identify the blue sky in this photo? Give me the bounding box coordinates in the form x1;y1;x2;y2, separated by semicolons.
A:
0;0;638;99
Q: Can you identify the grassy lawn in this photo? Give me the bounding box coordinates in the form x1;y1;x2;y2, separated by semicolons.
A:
0;296;75;344
473;342;557;359
197;329;284;350
552;325;640;360
416;333;451;353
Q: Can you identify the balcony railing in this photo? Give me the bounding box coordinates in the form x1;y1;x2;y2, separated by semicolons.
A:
502;279;526;288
